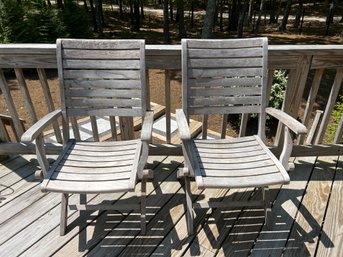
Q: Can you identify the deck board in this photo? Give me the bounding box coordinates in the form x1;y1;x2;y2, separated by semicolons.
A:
0;154;342;257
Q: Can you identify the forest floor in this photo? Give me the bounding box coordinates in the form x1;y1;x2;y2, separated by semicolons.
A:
1;2;342;143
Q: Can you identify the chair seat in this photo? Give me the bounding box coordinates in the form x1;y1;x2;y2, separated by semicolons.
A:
192;135;290;189
42;140;141;194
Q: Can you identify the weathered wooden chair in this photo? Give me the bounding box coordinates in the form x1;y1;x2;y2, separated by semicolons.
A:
21;39;153;235
176;38;308;235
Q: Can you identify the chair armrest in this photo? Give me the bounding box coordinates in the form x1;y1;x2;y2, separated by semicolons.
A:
266;107;307;135
176;109;191;141
21;109;62;142
140;111;154;142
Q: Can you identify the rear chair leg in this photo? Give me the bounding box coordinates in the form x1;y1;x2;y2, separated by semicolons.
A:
263;187;272;229
185;175;194;235
60;193;69;236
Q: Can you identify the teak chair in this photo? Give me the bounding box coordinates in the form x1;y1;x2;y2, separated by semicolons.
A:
21;39;153;235
176;38;308;235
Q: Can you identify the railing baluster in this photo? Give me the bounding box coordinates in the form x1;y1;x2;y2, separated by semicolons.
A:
90;116;99;141
0;69;24;139
37;68;63;143
298;68;325;144
315;68;343;144
165;70;171;143
334;115;343;144
14;68;38;123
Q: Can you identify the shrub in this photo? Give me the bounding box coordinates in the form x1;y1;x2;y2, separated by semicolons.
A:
269;70;288;109
327;95;343;143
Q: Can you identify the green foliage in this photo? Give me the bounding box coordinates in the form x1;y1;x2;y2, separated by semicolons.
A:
269;70;288;109
0;0;90;44
327;95;343;143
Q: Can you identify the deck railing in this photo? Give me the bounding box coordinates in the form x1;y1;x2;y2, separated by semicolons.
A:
0;44;342;156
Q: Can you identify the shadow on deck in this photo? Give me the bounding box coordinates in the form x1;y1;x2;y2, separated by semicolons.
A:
0;154;342;257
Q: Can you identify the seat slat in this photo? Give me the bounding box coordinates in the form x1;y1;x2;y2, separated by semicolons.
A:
194;149;266;158
59;159;135;168
201;166;280;177
51;170;131;181
201;172;287;188
65;149;137;157
200;160;275;170
56;165;132;173
199;154;270;164
46;180;134;193
62;154;134;162
194;144;263;154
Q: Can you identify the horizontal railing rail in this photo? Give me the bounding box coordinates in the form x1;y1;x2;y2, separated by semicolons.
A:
0;44;342;157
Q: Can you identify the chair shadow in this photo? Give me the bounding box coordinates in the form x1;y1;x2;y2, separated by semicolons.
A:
187;187;335;256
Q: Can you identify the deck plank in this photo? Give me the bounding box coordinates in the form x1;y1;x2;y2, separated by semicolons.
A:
250;156;317;257
316;156;343;257
0;154;342;257
283;156;338;257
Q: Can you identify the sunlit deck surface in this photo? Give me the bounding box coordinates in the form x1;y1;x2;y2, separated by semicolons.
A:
0;153;342;257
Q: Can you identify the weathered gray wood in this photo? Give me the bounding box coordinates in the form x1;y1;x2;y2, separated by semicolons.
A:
306;110;323;145
316;156;343;257
37;68;62;143
299;68;324;144
0;69;24;138
14;68;38;123
315;68;343;144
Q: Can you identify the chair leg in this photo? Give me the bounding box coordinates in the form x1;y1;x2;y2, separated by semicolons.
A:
263;187;272;229
185;175;194;235
60;193;69;236
140;177;147;235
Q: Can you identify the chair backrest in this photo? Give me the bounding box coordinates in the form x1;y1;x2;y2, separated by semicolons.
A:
182;38;268;139
56;39;147;142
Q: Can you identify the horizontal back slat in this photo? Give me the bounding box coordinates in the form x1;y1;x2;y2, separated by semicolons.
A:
57;39;146;118
183;38;267;117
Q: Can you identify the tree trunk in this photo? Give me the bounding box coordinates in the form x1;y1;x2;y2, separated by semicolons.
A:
293;0;303;28
219;0;224;31
119;0;123;18
246;0;254;26
95;0;103;37
269;0;277;23
82;0;89;12
170;1;174;22
255;0;265;34
177;0;186;38
190;1;195;29
163;0;170;43
133;0;140;31
237;0;249;38
229;0;239;31
279;0;292;31
89;0;98;32
140;0;144;20
56;0;63;8
201;0;216;38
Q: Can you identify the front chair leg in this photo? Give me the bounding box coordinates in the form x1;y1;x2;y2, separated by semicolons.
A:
184;175;194;235
140;176;147;235
60;193;69;236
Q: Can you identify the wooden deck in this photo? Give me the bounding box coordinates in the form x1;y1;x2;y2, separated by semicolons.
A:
0;153;342;257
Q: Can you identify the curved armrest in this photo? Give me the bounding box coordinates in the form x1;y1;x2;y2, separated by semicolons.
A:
266;107;307;135
140;111;154;142
21;109;62;142
176;109;191;141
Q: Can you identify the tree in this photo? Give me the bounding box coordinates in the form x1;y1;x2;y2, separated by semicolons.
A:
201;0;216;38
293;0;303;28
237;0;249;38
255;0;266;34
177;0;186;38
163;0;170;43
95;0;103;37
229;0;240;31
279;0;292;31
